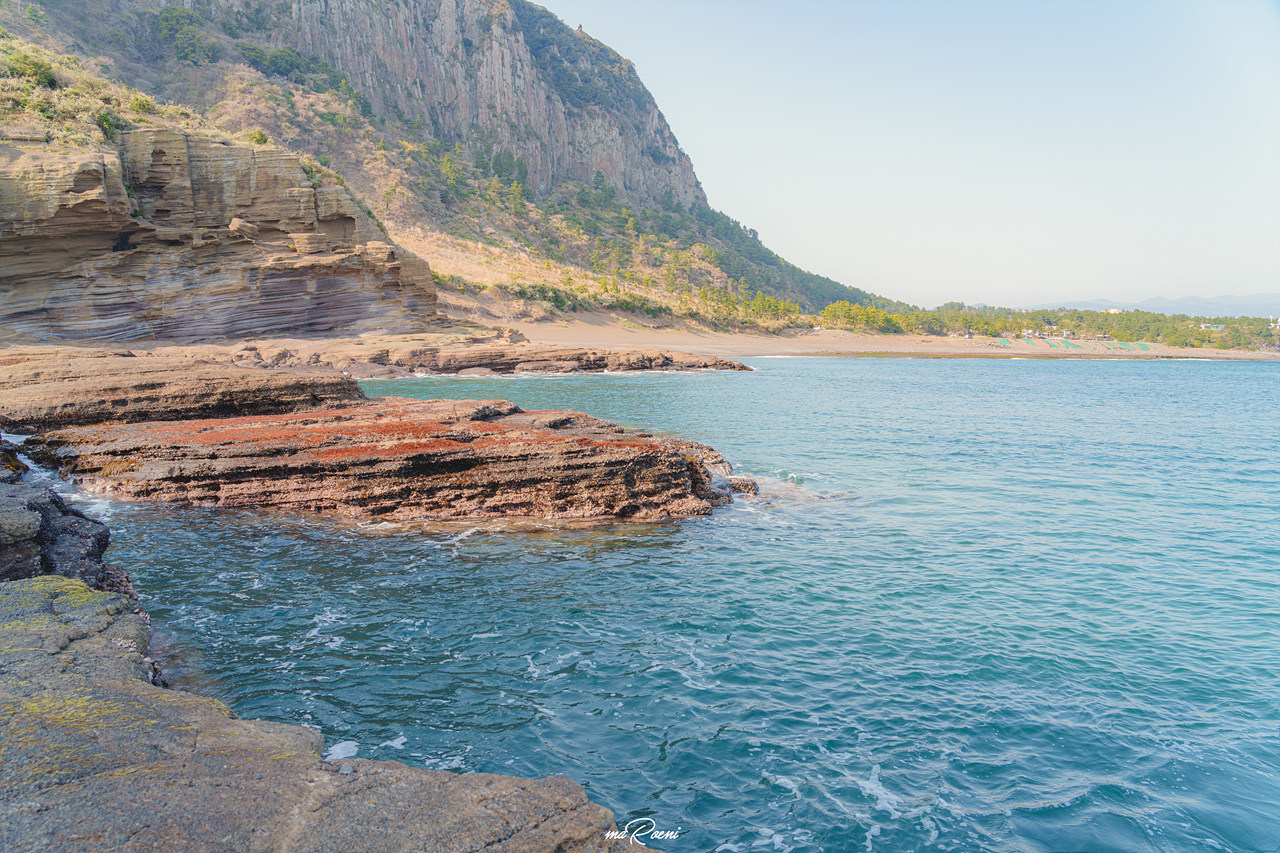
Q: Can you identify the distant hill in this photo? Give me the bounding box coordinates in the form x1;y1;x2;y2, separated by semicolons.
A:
1026;293;1279;319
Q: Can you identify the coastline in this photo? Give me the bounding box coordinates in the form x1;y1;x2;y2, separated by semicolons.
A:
497;315;1280;362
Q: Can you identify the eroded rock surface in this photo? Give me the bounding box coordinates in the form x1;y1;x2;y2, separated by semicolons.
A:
1;128;436;343
33;397;739;521
0;481;133;594
0;575;639;853
0;348;365;431
160;334;751;378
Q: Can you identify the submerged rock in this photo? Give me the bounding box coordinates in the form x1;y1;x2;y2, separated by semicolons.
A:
33;397;742;521
0;575;641;852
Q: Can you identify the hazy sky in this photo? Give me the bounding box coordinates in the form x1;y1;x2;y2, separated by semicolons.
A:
535;0;1280;309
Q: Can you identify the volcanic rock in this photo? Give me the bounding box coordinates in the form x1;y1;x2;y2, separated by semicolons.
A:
0;481;130;594
32;397;743;521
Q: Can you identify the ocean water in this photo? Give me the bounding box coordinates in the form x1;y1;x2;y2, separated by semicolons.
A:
63;357;1280;852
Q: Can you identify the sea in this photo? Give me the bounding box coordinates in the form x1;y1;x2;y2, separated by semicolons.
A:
47;356;1280;852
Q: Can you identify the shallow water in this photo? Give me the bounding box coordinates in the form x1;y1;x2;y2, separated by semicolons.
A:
68;357;1280;852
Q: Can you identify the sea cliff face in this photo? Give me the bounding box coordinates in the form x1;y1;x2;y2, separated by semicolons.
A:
0;127;436;342
32;0;703;208
286;0;703;206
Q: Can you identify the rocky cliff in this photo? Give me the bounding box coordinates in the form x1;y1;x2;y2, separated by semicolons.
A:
0;126;437;342
29;0;703;209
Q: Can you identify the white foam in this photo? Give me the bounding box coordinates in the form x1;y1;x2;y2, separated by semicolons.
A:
379;735;408;750
325;740;359;760
856;765;903;819
765;772;802;799
470;631;502;640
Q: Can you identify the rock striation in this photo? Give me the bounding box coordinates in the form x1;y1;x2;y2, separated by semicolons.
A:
0;347;366;431
155;333;752;379
1;127;436;343
32;397;741;521
0;574;640;853
1;343;754;520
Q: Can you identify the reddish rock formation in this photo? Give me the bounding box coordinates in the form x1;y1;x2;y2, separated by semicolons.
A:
32;397;743;521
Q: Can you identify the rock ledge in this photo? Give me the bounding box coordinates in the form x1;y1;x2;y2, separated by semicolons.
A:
0;575;638;852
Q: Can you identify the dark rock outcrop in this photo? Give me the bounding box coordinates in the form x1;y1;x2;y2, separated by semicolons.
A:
0;575;641;853
1;438;27;484
33;397;744;521
0;481;131;594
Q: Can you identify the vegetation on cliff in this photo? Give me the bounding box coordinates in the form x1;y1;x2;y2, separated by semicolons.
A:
3;6;1275;350
0;1;901;327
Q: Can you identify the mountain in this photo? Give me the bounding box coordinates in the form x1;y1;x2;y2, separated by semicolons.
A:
1026;293;1280;319
2;0;900;320
30;0;704;210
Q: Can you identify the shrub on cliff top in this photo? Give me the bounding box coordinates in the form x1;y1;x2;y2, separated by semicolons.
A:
5;51;58;88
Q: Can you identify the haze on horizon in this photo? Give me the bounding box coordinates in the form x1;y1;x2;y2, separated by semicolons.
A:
536;0;1280;311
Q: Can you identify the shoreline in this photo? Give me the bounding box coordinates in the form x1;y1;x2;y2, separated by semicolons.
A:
497;314;1280;362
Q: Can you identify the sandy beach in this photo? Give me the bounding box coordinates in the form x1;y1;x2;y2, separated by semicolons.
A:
502;313;1280;361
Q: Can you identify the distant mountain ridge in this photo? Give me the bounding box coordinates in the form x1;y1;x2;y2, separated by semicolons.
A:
1025;293;1280;319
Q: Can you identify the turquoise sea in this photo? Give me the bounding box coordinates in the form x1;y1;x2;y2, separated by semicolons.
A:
71;357;1280;852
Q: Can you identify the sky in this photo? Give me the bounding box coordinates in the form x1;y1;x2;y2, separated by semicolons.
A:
534;0;1280;309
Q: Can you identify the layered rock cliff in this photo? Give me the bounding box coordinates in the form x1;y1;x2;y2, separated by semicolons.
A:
30;0;704;209
1;126;436;342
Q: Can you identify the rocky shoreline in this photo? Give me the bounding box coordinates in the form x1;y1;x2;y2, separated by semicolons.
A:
2;345;754;522
0;338;751;850
0;572;639;852
159;331;754;380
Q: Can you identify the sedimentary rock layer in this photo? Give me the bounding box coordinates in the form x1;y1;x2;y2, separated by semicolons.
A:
160;333;752;378
0;348;366;431
0;575;638;853
1;128;436;343
34;397;742;521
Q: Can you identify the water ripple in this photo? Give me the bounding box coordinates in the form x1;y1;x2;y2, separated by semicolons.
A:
78;358;1280;853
